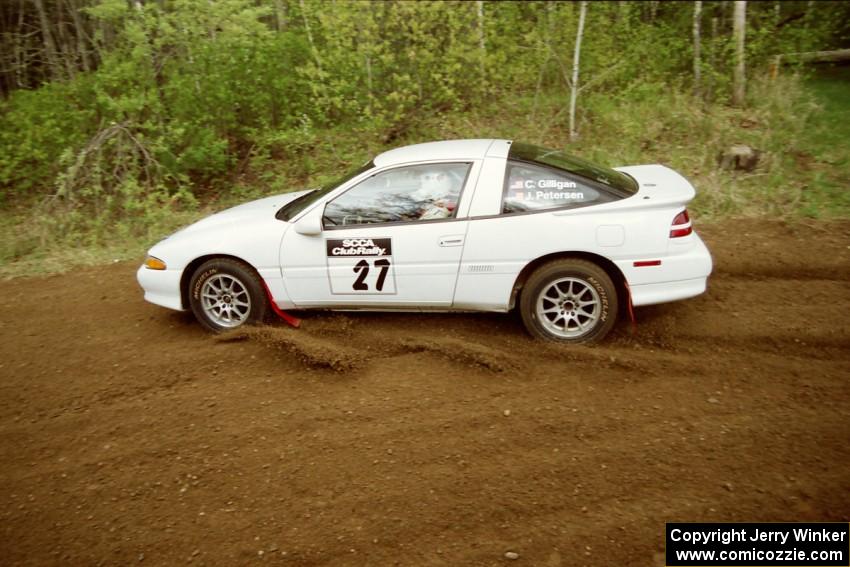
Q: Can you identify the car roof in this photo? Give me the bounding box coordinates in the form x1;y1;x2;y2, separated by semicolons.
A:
373;139;511;167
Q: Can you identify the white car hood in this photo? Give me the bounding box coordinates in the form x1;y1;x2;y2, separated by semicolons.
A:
172;190;312;237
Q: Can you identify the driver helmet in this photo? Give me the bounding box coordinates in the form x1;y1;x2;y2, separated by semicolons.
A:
413;170;453;201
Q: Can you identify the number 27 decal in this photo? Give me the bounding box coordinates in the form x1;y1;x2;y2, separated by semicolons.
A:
326;237;394;294
353;258;391;291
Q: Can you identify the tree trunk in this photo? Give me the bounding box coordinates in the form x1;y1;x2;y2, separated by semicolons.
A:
707;16;717;102
365;54;372;97
299;0;323;73
14;0;26;88
530;2;553;124
732;0;746;107
274;0;287;31
569;1;587;141
618;0;628;26
477;0;486;82
693;1;701;98
55;0;77;79
67;0;92;72
778;48;850;64
361;1;373;114
132;0;168;121
31;0;62;81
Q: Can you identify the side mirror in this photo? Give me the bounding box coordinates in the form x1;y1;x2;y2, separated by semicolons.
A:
293;206;323;236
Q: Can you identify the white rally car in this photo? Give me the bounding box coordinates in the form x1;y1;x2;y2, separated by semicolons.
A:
137;140;712;343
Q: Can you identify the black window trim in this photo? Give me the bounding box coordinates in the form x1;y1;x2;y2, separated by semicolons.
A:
499;158;628;217
275;159;376;222
321;161;474;231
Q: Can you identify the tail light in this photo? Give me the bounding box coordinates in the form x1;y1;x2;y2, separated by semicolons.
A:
670;209;692;238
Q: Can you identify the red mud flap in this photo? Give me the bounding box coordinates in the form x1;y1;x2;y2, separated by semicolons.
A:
623;280;636;331
261;281;301;328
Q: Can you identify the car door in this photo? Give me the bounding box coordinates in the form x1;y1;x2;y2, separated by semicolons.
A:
280;162;473;308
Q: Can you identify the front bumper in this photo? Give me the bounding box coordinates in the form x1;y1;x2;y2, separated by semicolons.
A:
136;265;185;311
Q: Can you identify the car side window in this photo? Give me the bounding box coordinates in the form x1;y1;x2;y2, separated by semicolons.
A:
502;160;615;214
323;163;470;227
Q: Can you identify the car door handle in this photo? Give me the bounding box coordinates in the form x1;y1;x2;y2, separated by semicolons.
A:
439;235;465;247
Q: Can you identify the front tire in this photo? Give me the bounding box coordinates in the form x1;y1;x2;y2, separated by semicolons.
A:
519;259;618;343
188;258;269;332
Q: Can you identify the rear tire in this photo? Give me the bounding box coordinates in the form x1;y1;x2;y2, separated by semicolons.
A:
519;259;618;344
188;258;268;332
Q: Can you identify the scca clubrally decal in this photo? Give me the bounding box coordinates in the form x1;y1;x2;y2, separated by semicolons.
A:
326;238;391;257
326;238;396;294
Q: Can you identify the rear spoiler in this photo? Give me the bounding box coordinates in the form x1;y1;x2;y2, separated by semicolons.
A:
614;164;696;209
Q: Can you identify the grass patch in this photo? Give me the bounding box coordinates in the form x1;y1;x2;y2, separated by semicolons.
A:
796;65;850;218
0;204;205;278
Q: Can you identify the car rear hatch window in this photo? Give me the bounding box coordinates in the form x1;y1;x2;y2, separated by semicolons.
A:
509;142;638;197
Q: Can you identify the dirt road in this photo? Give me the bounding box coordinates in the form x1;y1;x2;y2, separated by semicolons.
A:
1;220;849;566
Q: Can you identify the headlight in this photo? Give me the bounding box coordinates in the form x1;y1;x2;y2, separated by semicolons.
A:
144;256;167;270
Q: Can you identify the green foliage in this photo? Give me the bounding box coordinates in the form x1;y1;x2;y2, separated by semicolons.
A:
0;79;95;201
48;122;196;245
1;0;849;276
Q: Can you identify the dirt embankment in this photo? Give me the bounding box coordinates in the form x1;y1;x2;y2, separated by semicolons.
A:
1;219;849;566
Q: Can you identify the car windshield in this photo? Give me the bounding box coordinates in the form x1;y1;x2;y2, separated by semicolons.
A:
276;160;375;221
509;142;638;195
